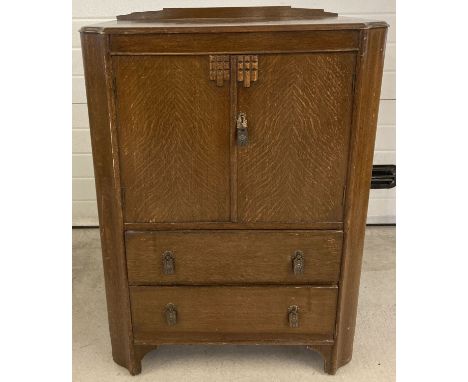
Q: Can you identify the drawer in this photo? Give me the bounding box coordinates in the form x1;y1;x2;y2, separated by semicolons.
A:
126;230;342;285
130;286;338;343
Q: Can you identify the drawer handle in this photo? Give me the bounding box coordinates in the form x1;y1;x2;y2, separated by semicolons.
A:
162;251;175;275
292;250;304;275
165;303;177;326
288;305;299;328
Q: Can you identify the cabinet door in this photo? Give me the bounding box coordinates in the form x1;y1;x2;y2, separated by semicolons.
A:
237;53;356;223
114;56;231;223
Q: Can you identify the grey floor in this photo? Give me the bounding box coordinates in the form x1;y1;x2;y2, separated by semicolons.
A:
73;227;395;381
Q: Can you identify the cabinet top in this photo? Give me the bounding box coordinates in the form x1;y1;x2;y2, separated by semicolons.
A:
80;6;388;34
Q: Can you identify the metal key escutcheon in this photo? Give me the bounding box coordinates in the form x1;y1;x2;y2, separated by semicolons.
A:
288;305;299;328
237;112;249;146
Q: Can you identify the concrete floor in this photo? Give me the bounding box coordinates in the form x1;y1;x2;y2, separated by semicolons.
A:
73;227;395;382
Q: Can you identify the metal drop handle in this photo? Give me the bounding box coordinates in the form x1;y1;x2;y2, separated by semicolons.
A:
237;112;249;146
162;251;175;275
292;250;304;275
165;303;177;326
288;305;299;328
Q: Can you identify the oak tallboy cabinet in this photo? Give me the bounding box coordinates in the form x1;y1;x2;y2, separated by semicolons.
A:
80;6;388;376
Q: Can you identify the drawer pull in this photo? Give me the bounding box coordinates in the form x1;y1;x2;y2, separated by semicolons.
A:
165;303;177;326
292;250;304;275
288;305;299;328
162;251;175;275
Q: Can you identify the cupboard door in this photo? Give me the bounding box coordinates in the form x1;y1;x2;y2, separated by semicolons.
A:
114;56;231;223
237;53;356;223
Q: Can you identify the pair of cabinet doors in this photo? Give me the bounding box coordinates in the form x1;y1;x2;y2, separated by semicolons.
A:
113;52;356;224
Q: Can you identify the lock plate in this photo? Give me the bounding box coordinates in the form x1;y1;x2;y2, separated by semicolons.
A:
237;112;249;146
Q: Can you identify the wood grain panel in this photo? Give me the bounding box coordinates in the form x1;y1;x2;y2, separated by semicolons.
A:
110;31;359;54
126;230;342;285
72;100;395;130
73;68;395;105
130;286;338;342
74;1;394;19
125;221;342;230
238;53;356;223
80;32;137;373
114;56;231;223
333;27;388;372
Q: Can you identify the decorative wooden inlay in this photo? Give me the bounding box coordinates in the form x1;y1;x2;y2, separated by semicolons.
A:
209;55;230;86
237;55;258;87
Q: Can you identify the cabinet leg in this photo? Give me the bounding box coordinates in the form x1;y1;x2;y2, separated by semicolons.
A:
128;359;142;376
307;344;337;375
113;345;156;376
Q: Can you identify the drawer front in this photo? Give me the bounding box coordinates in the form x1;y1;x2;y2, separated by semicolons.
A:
130;286;337;342
126;230;342;285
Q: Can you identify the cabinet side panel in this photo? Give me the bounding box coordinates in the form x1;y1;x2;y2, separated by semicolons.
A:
80;33;136;371
333;28;388;371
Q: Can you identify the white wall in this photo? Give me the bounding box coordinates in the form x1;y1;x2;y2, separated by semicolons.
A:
72;0;395;225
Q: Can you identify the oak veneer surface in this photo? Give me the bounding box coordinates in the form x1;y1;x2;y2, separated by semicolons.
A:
82;7;386;34
114;56;230;223
109;31;360;54
117;7;338;21
130;286;338;341
126;230;343;285
80;6;387;377
238;53;355;223
80;33;136;372
333;28;388;370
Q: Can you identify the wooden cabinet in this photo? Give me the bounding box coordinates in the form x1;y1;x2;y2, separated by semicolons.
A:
80;6;387;376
